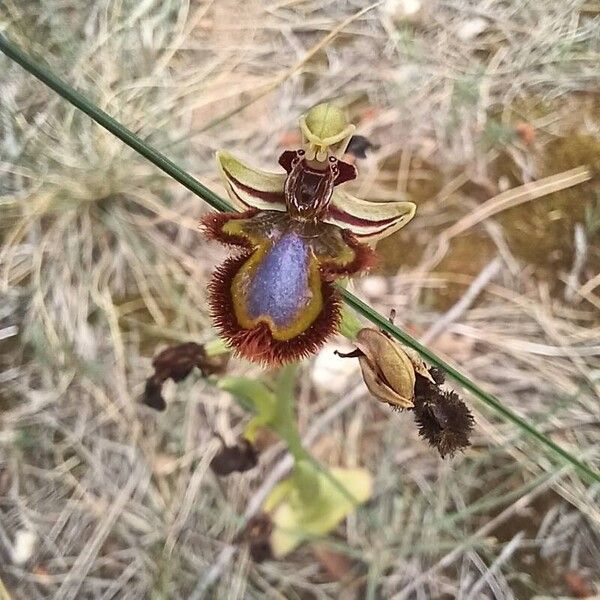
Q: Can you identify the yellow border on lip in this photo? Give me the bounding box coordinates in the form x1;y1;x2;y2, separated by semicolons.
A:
230;241;324;341
222;216;266;245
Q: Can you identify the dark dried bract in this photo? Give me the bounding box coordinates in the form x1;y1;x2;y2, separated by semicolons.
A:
142;376;167;411
239;514;273;562
428;366;446;386
346;135;378;159
142;342;229;411
413;371;474;458
210;438;258;476
152;342;227;380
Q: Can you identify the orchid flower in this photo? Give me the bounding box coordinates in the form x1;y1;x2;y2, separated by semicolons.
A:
201;103;416;365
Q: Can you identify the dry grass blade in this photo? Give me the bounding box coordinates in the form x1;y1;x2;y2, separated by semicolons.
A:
444;166;593;240
196;1;383;133
0;578;11;600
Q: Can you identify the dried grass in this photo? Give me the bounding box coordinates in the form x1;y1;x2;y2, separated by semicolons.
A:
1;0;599;598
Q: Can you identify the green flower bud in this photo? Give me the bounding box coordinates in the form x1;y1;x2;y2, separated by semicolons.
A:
299;103;356;162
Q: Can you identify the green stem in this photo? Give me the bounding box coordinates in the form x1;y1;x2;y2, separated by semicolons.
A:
273;364;307;462
1;33;598;485
203;337;230;357
273;366;359;506
341;291;600;485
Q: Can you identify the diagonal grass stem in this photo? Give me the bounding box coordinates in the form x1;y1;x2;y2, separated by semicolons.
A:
1;33;598;485
0;34;232;214
340;291;600;485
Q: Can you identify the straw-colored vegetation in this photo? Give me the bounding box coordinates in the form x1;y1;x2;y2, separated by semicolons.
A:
1;1;599;598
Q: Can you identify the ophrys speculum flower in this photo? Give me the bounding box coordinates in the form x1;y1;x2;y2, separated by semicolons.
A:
202;103;416;365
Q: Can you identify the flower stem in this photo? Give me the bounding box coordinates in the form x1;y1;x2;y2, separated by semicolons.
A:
1;33;598;485
273;366;360;505
273;364;306;462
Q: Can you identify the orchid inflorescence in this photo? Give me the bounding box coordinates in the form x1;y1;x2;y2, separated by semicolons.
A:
198;100;474;455
142;104;474;560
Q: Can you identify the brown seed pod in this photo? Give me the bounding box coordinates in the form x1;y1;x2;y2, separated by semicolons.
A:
339;328;434;409
337;325;475;458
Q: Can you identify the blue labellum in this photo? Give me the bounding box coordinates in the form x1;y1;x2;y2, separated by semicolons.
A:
247;232;310;326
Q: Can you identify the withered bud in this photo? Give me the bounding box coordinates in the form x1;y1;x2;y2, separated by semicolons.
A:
337;328;434;409
346;135;378;159
413;372;474;458
238;514;273;562
337;325;475;458
142;376;167;411
142;342;229;411
210;437;258;476
152;342;228;381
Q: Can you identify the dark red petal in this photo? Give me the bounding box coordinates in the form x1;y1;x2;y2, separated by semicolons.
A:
199;209;258;249
224;170;286;206
278;150;297;174
208;254;341;366
334;160;357;185
320;229;378;279
280;152;357;185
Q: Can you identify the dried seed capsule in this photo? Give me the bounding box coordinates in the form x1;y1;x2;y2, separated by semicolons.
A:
339;328;434;409
337;325;475;457
413;385;475;458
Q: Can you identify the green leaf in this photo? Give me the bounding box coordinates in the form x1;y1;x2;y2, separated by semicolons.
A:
264;464;373;558
217;377;277;441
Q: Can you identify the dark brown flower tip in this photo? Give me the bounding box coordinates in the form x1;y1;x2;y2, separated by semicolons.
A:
346;135;378;159
143;342;229;411
239;514;273;562
152;341;228;381
413;376;475;458
142;375;167;411
152;342;204;381
210;437;258;476
208;254;342;366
